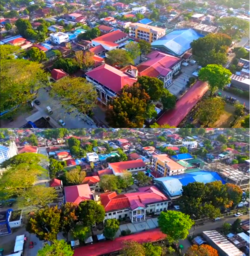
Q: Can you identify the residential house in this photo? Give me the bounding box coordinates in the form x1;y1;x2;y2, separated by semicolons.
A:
83;176;100;191
91;30;129;51
98;25;114;34
129;153;141;160
51;69;68;81
100;186;169;222
18;145;38;154
152;154;186;176
137;51;181;88
89;45;106;57
142;146;155;155
50;32;69;44
86;152;99;162
109;159;146;176
49;178;64;206
182;140;198;149
64;184;93;205
167;134;183;143
56;151;71;160
68;12;83;20
116;139;129;146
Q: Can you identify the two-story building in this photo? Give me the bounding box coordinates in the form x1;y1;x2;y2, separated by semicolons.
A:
152;154;186;176
100;186;169;223
109;159;146;176
137;51;181;88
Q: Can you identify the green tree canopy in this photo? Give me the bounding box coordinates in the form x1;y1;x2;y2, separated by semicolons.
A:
37;240;73;256
198;64;232;96
125;41;141;60
52;58;80;75
232;218;242;233
65;168;86;185
138;39;151;56
122;241;145;256
78;27;101;40
0;45;21;60
158;210;194;241
49;158;65;178
241;115;249;128
78;200;105;226
143;243;162;256
72;225;90;242
103;219;120;240
26;47;46;62
100;174;119;191
195;97;225;126
106;49;134;67
51;76;97;114
134;172;152;186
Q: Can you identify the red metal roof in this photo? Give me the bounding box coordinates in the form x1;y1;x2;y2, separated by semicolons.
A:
83;176;100;184
51;69;68;81
98;25;113;32
109;159;145;174
64;184;93;205
97;168;113;176
18;145;38;153
89;45;105;55
166;146;179;151
73;228;166;256
86;64;137;93
100;192;130;212
8;37;26;45
157;81;209;127
66;159;76;166
50;178;62;187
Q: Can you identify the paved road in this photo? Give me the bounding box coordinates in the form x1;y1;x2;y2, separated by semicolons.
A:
35;89;97;129
235;37;249;48
179;215;249;253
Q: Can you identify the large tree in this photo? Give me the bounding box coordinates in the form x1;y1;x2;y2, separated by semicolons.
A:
219;17;249;38
78;200;105;226
15;18;32;36
100;174;119;191
198;64;232;96
191;33;232;67
26;47;46;62
134;172;152;186
49;158;65;178
161;89;177;110
103;219;120;240
65;168;86;185
106;83;150;128
51;76;97;114
0;45;21;60
37;240;73;256
143;243;162;256
241;115;249;128
138;39;151;56
122;241;145;256
195;97;225;126
0;59;47;114
26;206;61;241
158;210;194;241
186;244;219;256
75;50;95;70
78;27;101;40
52;58;79;75
106;49;134;67
226;183;242;206
125;41;141;60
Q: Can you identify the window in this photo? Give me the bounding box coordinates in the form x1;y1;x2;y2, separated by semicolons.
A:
113;212;116;215
108;213;111;216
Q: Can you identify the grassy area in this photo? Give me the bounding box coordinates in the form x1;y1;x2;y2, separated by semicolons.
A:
213;104;235;128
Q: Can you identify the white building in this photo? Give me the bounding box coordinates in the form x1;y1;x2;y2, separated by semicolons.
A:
182;140;198;149
9;210;23;229
0;142;17;164
50;32;69;44
86;152;99;162
132;6;147;14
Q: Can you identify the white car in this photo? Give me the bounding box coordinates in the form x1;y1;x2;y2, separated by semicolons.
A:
234;213;243;217
182;62;189;66
189;59;196;64
59;119;66;126
192;71;199;77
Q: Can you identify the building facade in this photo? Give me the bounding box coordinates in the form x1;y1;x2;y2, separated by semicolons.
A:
129;23;166;43
50;32;69;44
152;154;185;176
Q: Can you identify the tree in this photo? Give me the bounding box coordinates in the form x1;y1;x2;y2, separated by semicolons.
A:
78;27;101;40
0;59;47;114
226;183;242;206
122;241;145;256
100;174;119;191
60;203;78;240
195;97;225;126
241;115;249;128
106;83;150;128
106;49;134;67
78;200;105;226
186;244;219;256
231;218;242;233
117;148;128;161
81;51;95;70
117;171;133;190
234;103;245;117
217;134;228;143
65;168;86;185
158;210;194;241
202;203;220;219
17;185;58;209
26;206;61;241
198;65;232;96
51;76;97;114
138;40;151;56
53;58;79;75
179;147;188;153
25;29;39;40
221;144;227;151
219;17;249;38
191;33;232;67
222;222;231;235
49;158;65;178
233;47;249;59
125;41;141;60
26;47;46;62
72;225;90;242
143;243;162;256
37;24;48;34
0;45;21;60
5;23;12;31
38;240;73;256
4;10;19;18
103;219;120;240
21;134;38;146
15;18;32;36
68;137;81;148
134;172;152;186
161;89;177;110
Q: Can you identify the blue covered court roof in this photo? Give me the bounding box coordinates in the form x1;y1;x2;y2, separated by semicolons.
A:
151;28;204;56
154;171;225;197
172;153;193;161
139;18;152;24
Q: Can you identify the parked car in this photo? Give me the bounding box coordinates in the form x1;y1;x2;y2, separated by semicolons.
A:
34;99;40;105
189;59;196;65
214;217;223;221
182;62;189;66
234;213;243;217
58;119;66;126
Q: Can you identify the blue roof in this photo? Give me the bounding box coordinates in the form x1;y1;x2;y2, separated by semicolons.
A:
155;171;225;197
0;35;22;44
40;43;54;50
172;153;193;161
151;28;204;56
139;18;152;24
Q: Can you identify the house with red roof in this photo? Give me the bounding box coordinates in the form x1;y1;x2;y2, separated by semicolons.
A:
50;178;63;188
64;184;93;205
97;168;113;176
167;134;182;143
98;25;114;34
129;153;141;160
66;159;76;167
83;176;100;191
137;51;181;88
86;64;137;105
18;145;38;154
89;44;106;56
100;186;169;222
56;151;71;160
7;37;26;46
108;159;146;176
113;2;128;10
68;12;83;20
91;30;129;51
51;69;68;81
142;146;155;155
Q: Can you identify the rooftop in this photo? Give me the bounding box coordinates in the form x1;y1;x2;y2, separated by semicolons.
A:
109;159;146;173
153;154;184;171
130;23;166;34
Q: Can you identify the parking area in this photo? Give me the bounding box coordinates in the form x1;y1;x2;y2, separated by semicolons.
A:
116;218;159;237
168;63;198;97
